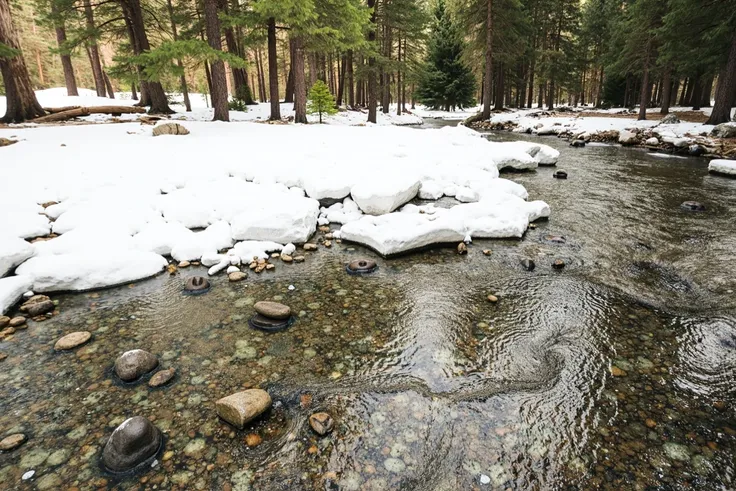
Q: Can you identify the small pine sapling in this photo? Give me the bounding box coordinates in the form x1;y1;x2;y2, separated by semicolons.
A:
307;80;337;123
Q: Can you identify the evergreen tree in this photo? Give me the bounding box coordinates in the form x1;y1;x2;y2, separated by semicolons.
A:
307;79;337;122
415;0;475;111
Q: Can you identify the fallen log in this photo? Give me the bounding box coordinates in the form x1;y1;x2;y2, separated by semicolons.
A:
42;106;81;114
32;106;147;123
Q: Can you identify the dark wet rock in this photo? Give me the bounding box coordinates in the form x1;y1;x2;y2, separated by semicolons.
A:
681;201;706;212
545;235;566;244
457;242;468;255
309;412;335;436
152;123;189;136
661;114;681;125
149;368;176;387
8;316;26;327
521;259;536;271
248;314;292;332
215;389;271;429
553;170;568;179
21;295;54;317
114;349;159;382
254;301;291;320
346;259;378;275
293;255;305;263
570;139;586;147
688;144;706;156
552;259;566;270
101;416;162;473
184;276;210;295
0;433;26;451
55;331;91;350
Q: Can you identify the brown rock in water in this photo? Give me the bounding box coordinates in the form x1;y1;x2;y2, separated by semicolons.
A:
457;242;468;255
482;249;492;256
21;295;54;317
228;271;247;282
102;416;162;472
254;301;291;320
215;389;272;429
309;412;335;436
0;433;26;451
152;123;189;136
487;294;498;303
8;317;26;328
149;368;176;387
245;434;262;447
0;316;9;328
303;244;318;251
610;366;627;377
293;256;305;263
114;349;159;382
54;331;92;350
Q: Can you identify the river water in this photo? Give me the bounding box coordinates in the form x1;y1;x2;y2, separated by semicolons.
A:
1;122;735;490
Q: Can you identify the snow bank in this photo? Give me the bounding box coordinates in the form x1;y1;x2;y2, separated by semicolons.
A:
709;159;736;176
16;252;167;292
351;175;421;215
0;275;33;314
0;237;34;278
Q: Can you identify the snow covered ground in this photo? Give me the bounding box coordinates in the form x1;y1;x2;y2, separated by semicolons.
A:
0;92;558;307
0;88;423;126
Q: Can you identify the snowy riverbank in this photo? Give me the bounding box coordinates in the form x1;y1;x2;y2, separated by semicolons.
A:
0;103;559;310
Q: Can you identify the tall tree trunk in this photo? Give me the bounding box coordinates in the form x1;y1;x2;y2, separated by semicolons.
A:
0;0;45;122
707;30;736;125
131;81;138;100
346;50;354;108
120;0;172;113
51;3;78;96
527;57;535;109
103;71;115;98
256;48;267;101
679;78;688;106
167;0;192;111
660;68;672;115
481;0;493;119
638;44;651;121
367;0;377;123
337;53;346;107
494;65;504;110
266;17;280;120
396;36;402;115
293;36;307;124
204;0;229;121
83;0;106;97
285;38;295;103
691;73;701;111
700;76;713;107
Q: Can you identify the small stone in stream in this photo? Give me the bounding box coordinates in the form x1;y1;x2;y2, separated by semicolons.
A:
293;256;305;263
271;252;280;258
0;327;15;337
457;242;468;255
482;249;492;256
570;139;586;147
0;433;26;451
553;170;568;179
528;223;537;229
254;301;291;320
610;366;627;377
0;316;9;328
545;235;566;244
281;254;293;263
249;262;257;269
114;349;159;382
0;353;6;361
323;240;332;248
101;416;162;472
713;400;727;412
215;389;272;429
54;331;91;350
183;276;210;295
149;368;176;388
303;243;318;251
645;419;657;428
318;226;330;233
245;434;262;447
178;261;190;268
21;295;54;317
325;233;334;240
487;294;498;303
552;259;566;270
680;201;706;212
249;314;292;332
265;263;275;270
309;412;335;436
228;271;247;282
521;259;535;271
346;259;378;275
8;317;26;328
167;264;177;275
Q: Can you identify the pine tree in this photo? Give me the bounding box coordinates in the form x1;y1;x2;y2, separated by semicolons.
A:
307;79;337;122
415;0;475;111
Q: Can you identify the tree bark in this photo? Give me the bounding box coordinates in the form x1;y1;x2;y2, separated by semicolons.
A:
219;0;252;104
103;71;115;98
481;0;493;119
346;50;354;108
638;39;652;120
367;0;377;123
131;81;138;100
691;73;701;111
707;30;736;125
0;0;45;123
293;36;307;124
266;17;280;120
285;38;295;103
166;0;192;111
204;0;229;121
120;0;173;114
660;68;672;115
51;3;78;96
494;65;504;110
83;0;107;97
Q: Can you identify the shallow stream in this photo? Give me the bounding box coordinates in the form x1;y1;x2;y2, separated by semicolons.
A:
1;124;735;490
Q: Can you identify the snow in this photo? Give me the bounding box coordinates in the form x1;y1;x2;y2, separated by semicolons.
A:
0;236;34;278
15;251;167;292
0;275;33;314
0;88;556;287
709;160;736;176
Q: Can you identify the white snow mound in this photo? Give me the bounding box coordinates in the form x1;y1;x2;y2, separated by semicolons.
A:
709;159;736;176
